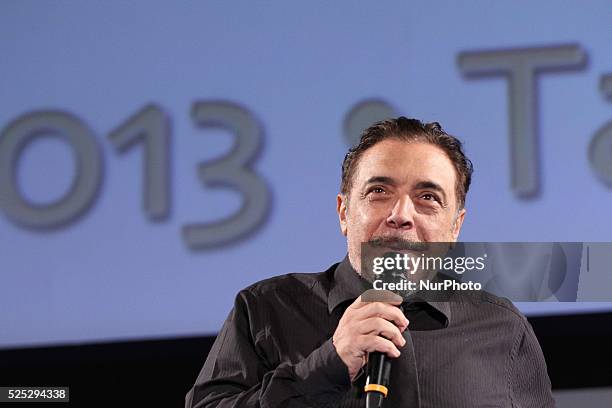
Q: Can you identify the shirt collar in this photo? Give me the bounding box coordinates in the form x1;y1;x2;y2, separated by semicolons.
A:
327;255;452;326
327;255;371;314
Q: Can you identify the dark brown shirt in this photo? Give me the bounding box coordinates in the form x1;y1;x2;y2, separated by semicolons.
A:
186;257;555;407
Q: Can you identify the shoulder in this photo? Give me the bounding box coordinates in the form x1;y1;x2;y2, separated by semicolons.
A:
454;289;529;326
477;291;527;320
244;271;328;296
236;263;338;305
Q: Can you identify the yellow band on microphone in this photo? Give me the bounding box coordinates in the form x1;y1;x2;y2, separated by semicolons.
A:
364;384;388;397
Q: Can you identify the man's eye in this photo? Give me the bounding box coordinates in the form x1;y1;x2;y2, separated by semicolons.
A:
421;193;439;202
370;187;386;194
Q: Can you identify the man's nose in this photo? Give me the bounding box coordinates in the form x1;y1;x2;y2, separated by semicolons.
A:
385;196;415;229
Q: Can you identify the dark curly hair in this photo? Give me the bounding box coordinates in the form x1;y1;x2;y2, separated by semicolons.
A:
340;117;473;209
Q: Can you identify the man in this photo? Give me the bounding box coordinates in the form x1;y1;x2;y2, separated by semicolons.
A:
185;117;555;407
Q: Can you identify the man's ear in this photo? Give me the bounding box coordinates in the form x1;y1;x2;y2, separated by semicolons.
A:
451;207;466;241
336;194;348;236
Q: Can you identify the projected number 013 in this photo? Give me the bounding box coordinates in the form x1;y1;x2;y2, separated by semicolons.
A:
0;102;270;249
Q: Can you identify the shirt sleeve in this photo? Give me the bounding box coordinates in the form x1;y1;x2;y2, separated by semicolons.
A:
509;320;556;407
185;290;351;408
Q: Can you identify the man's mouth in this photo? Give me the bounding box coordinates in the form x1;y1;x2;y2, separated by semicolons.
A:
368;238;429;252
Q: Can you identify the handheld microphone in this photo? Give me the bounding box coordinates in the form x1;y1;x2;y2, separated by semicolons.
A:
362;251;411;407
363;304;405;408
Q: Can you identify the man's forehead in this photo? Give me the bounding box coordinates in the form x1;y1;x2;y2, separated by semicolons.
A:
353;140;457;190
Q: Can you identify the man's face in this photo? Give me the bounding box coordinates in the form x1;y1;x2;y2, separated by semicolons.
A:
336;139;466;274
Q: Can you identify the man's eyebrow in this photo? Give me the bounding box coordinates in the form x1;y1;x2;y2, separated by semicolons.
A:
364;176;397;186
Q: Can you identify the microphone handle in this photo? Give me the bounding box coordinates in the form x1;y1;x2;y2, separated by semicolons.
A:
365;352;392;408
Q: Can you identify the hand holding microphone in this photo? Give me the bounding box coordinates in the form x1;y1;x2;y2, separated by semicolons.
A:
332;294;409;389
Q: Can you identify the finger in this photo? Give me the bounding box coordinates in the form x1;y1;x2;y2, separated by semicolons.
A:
359;334;401;358
359;317;406;348
354;302;409;330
